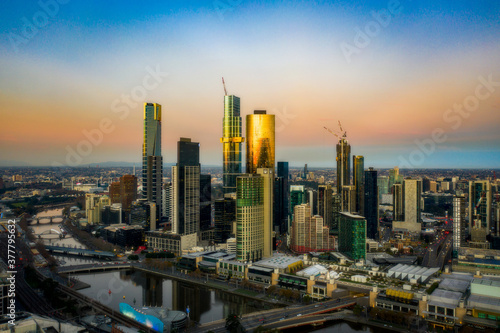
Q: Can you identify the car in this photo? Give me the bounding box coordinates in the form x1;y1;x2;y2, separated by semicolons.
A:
296;314;302;317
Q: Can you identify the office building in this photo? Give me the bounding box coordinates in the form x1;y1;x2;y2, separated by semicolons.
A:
142;103;163;220
246;110;275;174
341;185;356;213
236;174;264;262
453;195;466;256
221;94;244;194
353;155;364;215
257;168;274;258
129;199;157;231
393;179;422;233
388;166;402;191
378;176;389;201
469;181;492;232
339;212;366;260
290;185;306;221
307;189;318;216
200;174;212;232
214;194;236;244
393;183;404;221
172;138;200;236
336;137;351;196
364;167;379;239
318;184;333;230
275;161;289;234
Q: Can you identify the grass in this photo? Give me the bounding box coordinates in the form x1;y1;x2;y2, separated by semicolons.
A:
235;288;260;297
11;202;27;208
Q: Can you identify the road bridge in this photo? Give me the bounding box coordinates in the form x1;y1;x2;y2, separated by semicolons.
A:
45;245;115;259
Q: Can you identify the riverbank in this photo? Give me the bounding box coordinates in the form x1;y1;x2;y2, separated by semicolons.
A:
133;265;289;308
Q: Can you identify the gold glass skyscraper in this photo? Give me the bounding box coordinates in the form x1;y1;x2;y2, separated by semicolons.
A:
246;110;275;174
221;95;244;194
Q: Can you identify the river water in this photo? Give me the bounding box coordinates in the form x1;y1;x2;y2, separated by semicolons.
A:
73;269;279;324
31;208;102;266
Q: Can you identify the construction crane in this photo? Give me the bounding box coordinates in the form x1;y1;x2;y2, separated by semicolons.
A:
222;77;228;96
338;121;347;138
323;126;340;139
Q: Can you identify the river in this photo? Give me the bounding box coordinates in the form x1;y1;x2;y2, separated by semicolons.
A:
31;208;104;266
73;269;280;324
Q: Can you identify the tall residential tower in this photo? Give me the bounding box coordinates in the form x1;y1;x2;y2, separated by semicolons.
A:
221;94;244;194
142;102;162;224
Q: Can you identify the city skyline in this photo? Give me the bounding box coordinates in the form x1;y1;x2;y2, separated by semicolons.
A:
1;1;499;168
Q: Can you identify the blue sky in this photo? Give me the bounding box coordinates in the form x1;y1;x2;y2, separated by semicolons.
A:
0;0;499;168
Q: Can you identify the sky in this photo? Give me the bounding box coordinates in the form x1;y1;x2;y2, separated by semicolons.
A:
0;0;499;168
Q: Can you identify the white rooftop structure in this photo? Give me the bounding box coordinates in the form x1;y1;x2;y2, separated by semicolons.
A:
254;256;303;270
296;265;328;278
387;264;440;283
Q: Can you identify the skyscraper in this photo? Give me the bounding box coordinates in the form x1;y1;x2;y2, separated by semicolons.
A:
364;167;378;240
353;155;364;215
257;168;274;258
246;110;275;174
214;194;236;244
274;161;289;234
336;138;351;196
221;95;244;194
453;195;466;256
162;182;172;223
469;180;492;231
393;183;404;221
200;174;212;232
339;212;366;260
236;174;264;262
318;185;333;230
392;178;422;233
172;138;200;236
142;103;163;220
290;185;306;221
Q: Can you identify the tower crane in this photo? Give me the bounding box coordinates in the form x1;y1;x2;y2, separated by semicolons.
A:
323;126;340;139
222;77;228;96
338;121;347;138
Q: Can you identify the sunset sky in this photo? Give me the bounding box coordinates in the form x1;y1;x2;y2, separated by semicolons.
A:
1;1;499;168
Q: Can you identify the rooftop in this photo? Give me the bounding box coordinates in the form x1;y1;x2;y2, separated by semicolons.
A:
254;256;302;269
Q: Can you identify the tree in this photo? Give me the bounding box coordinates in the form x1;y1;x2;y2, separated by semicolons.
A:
225;314;245;333
353;304;363;316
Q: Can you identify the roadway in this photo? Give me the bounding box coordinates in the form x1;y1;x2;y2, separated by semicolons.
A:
195;298;356;332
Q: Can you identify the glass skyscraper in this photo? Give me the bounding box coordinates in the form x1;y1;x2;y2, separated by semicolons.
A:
172;138;200;235
221;95;244;194
353;155;364;215
364;167;379;240
142;102;162;224
336;138;351;197
339;212;366;260
246;110;275;174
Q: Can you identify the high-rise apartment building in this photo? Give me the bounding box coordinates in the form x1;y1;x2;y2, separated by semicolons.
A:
142;103;162;220
221;95;244;194
393;183;404;221
364;167;378;240
172;138;200;236
236;174;264;262
393;178;422;233
290;185;306;221
339;212;366;260
200;174;212;232
341;185;356;213
336;138;351;196
162;182;172;222
246;110;275;174
353;155;364;215
291;203;334;253
453;195;466;256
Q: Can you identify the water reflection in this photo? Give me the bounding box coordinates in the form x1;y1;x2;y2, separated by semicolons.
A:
74;270;279;324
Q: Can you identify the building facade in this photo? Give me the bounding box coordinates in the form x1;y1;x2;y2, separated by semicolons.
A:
338;212;366;260
142;103;162;220
246;110;275;174
221;95;244;194
364;167;379;240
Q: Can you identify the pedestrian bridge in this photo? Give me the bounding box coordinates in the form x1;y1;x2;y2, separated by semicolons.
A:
45;245;116;259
